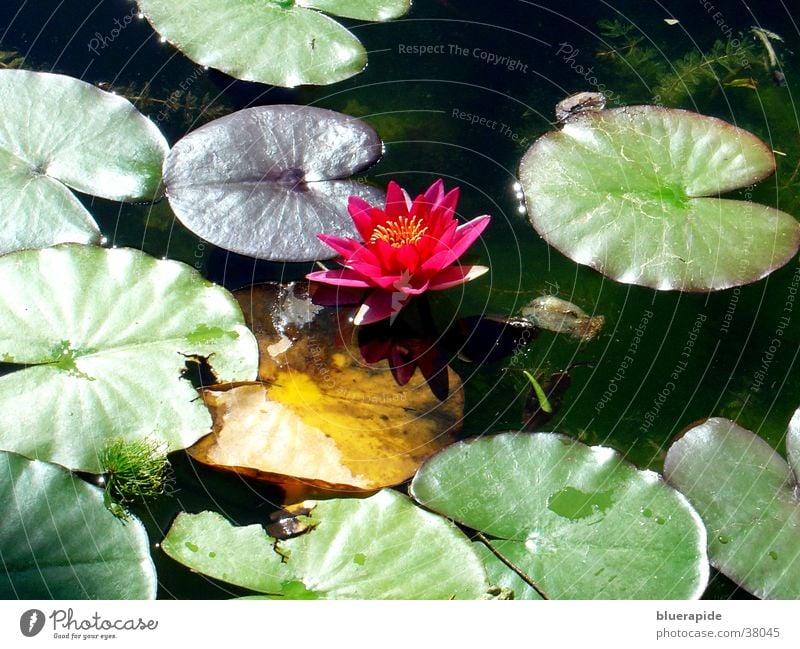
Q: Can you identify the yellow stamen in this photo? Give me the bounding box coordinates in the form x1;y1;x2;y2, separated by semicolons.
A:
369;215;428;248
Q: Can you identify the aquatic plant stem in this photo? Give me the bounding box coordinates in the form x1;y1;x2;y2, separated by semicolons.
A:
475;531;551;599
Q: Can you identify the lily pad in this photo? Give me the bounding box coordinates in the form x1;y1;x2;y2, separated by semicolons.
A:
0;70;168;255
188;283;463;502
473;543;543;600
162;490;488;599
137;0;410;87
297;0;411;21
788;407;800;478
164;105;383;262
519;106;800;291
664;417;800;599
411;432;709;599
0;451;156;598
0;244;258;473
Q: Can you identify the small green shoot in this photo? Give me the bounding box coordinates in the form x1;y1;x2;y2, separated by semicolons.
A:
523;370;552;414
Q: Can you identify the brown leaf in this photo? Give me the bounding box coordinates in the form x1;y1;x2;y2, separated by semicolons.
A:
188;283;464;502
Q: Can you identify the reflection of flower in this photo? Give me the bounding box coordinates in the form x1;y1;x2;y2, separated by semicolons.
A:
358;319;450;401
306;179;490;325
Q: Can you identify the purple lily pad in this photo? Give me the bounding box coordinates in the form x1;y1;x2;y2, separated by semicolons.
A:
164;105;383;262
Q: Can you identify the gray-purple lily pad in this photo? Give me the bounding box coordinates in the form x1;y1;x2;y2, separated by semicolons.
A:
164;105;383;262
664;417;800;599
136;0;410;87
519;106;800;291
0;70;168;255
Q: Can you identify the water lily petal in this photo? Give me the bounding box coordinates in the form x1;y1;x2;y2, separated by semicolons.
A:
422;219;458;256
385;180;413;220
452;213;491;248
368;269;429;293
359;335;393;364
348;196;377;241
317;233;363;259
371;238;406;275
393;270;430;295
432;186;460;223
353;290;409;326
390;346;417;386
395;243;421;274
348;260;384;281
395;282;430;295
306;267;373;288
310;283;366;307
422;215;491;271
424;179;446;205
415;344;450;401
346;244;383;274
428;265;489;291
408;193;432;223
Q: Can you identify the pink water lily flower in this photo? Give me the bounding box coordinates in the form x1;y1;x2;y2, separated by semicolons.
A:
307;179;490;325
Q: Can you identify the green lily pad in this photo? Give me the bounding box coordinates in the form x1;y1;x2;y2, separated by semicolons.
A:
162;490;488;599
410;432;709;599
0;451;156;598
164;105;383;262
136;0;410;87
664;417;800;599
473;542;543;600
297;0;410;21
519;106;800;291
0;244;258;473
0;70;168;255
788;407;800;478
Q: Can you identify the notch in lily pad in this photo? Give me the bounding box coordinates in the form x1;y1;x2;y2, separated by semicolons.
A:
519;105;800;291
136;0;411;87
164;105;384;262
664;416;800;599
0;244;258;474
0;70;168;255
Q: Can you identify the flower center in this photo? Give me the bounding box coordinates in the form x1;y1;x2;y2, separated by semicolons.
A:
369;215;428;248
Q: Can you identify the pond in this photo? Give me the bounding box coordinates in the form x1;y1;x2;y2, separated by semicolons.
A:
1;0;799;600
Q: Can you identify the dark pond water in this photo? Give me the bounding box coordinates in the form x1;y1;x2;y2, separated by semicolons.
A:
3;0;799;598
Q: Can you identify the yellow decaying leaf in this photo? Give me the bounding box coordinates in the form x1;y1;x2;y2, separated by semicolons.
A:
197;384;371;488
189;283;464;501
